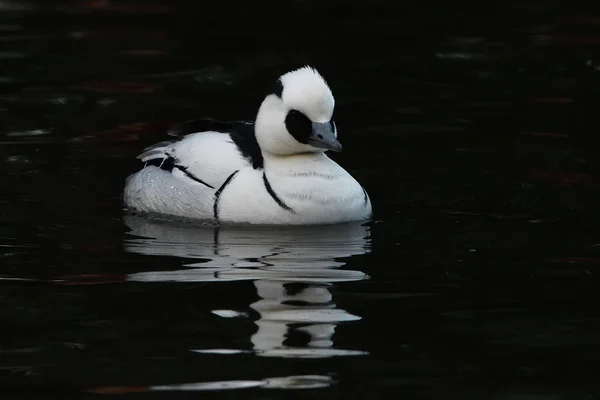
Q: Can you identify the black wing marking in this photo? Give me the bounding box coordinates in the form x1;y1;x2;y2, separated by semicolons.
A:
174;165;214;188
213;170;240;221
146;155;175;171
144;155;214;188
167;118;263;169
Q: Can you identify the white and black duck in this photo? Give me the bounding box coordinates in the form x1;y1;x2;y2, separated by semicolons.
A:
124;66;371;225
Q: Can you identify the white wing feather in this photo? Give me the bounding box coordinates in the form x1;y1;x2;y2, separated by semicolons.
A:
139;131;251;189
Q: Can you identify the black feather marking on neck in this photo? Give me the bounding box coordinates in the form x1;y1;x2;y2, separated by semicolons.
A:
213;170;239;221
285;109;312;145
174;165;215;188
228;125;264;169
263;172;295;213
272;79;284;98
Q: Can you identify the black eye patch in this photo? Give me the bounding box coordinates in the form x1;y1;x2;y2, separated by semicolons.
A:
285;109;312;144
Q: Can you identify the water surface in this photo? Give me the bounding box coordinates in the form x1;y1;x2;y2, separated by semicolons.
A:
3;0;600;398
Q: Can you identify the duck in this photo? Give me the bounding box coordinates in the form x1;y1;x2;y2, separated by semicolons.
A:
123;66;372;225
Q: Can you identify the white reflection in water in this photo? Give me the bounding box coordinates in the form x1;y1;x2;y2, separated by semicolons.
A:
123;215;370;359
89;374;333;393
150;374;333;391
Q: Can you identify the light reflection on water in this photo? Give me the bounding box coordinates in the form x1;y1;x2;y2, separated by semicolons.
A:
88;374;334;393
124;215;370;362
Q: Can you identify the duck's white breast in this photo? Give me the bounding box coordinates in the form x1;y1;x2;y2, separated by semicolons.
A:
218;155;371;225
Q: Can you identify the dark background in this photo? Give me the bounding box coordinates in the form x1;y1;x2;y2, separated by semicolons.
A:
3;0;600;398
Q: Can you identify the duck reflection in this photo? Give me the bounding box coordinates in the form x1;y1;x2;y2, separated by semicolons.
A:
123;215;370;358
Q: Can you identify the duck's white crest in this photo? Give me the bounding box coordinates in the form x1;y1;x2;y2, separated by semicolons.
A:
279;66;334;123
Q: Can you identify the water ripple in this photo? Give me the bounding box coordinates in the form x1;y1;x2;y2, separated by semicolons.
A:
123;216;371;360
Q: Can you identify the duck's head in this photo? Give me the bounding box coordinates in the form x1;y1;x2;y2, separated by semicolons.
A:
255;66;340;156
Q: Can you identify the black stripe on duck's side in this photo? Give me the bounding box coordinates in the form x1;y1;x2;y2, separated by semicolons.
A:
213;170;240;221
263;172;295;214
167;118;264;169
174;165;214;189
145;155;214;189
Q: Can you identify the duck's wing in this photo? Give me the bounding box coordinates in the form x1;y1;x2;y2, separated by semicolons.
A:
137;119;263;189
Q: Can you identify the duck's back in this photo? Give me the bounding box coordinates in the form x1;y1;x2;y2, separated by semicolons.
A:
124;119;261;220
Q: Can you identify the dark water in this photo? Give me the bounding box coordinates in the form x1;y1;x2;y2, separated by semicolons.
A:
3;0;600;398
